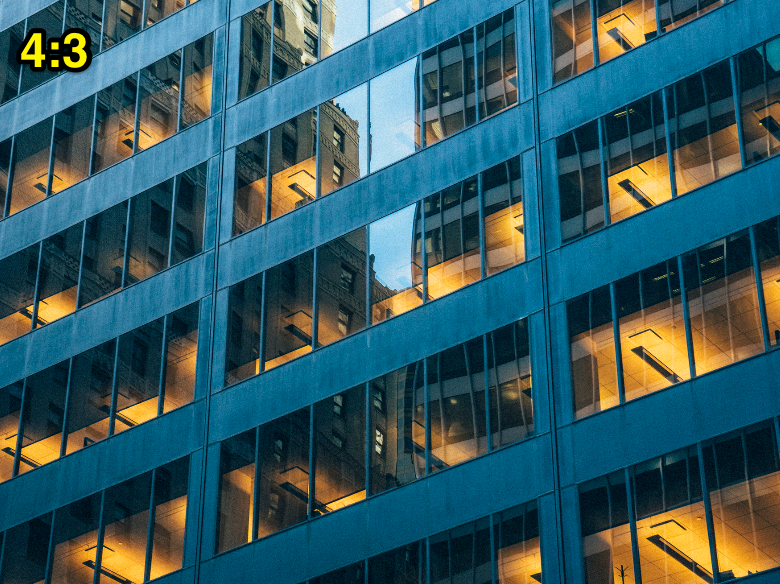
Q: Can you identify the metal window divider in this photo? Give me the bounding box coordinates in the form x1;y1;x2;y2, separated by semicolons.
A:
57;358;75;459
268;0;277;85
10;378;28;477
143;466;158;582
251;425;261;541
177;42;187;133
364;380;371;499
748;225;771;352
425;533;432;584
91;489;109;584
367;79;372;174
156;313;170;417
317;0;322;61
258;271;268;373
311;246;319;350
107;327;121;436
75;219;88;309
489;503;498;584
98;0;109;53
598;115;610;227
30;240;45;334
16;17;28;97
483;326;493;453
624;466;643;584
654;0;663;35
700;70;719;183
132;70;143;156
168;174;180;266
43;505;58;584
3;135;16;218
87;92;100;177
314;103;321;199
365;220;371;328
141;0;149;31
474;25;480;124
677;254;697;378
308;404;315;519
423;357;430;476
730;56;747;170
421;199;428;303
662;84;678;199
589;0;599;69
513;319;531;439
263;129;272;224
610;281;626;404
45;116;56;197
121;193;133;289
460;340;479;457
774;417;780;475
696;441;722;583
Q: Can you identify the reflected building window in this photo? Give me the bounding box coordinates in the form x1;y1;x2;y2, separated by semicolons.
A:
225;273;263;384
495;502;542;583
92;74;139;173
137;52;182;151
35;224;82;329
477;9;518;119
238;3;272;101
551;0;594;84
268;110;317;220
737;36;780;166
483;157;524;276
319;84;367;196
0;243;40;345
7;118;54;217
0;23;24;105
217;429;256;553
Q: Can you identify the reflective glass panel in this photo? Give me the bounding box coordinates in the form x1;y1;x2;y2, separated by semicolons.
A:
0;243;39;345
181;33;213;128
429;518;492;584
137;52;181;150
216;429;255;553
756;217;780;346
0;23;24;105
0;512;52;584
551;0;593;84
92;74;138;173
238;4;272;101
50;493;102;584
171;163;207;265
738;37;780;166
271;0;319;83
8;118;53;216
52;96;95;194
224;273;263;384
0;381;23;481
65;0;102;56
268;109;317;220
162;302;199;413
370;0;436;33
20;2;65;93
35;224;82;328
233;133;268;235
658;0;724;32
495;502;542;584
145;0;186;26
477;9;518;119
368;541;425;584
596;0;657;63
319;83;368;196
103;0;143;48
78;200;128;308
321;0;367;57
483;157;524;276
149;456;189;579
125;180;173;284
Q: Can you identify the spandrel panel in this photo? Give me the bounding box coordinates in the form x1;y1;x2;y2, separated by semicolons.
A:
8;118;53;216
138;52;182;152
495;502;542;584
171;163;207;265
487;320;533;449
0;381;23;482
99;471;153;584
145;0;186;26
268;109;317;220
64;0;102;56
50;493;102;584
370;0;436;33
0;138;11;214
316;228;367;347
263;251;314;370
321;0;367;58
430;518;492;584
313;385;366;516
604;92;671;223
756;217;780;346
181;33;214;128
256;407;310;537
0;23;24;105
225;273;263;385
369;204;423;324
658;0;724;32
35;223;83;328
424;177;480;300
483;157;524;276
615;261;690;403
125;180;174;284
551;0;593;84
18;361;70;474
568;286;618;419
149;456;190;579
103;0;143;49
216;429;255;553
64;340;116;455
162;302;199;413
368;361;425;495
52;96;95;194
369;59;420;172
271;0;319;84
92;75;138;173
668;61;740;195
234;133;268;235
0;244;39;345
319;84;368;197
238;4;272;101
114;318;164;433
596;0;657;64
368;541;425;584
0;512;53;584
739;37;780;166
477;9;517;119
20;2;65;94
78;201;128;308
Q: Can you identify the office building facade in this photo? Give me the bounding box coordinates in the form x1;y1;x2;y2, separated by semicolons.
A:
1;0;779;582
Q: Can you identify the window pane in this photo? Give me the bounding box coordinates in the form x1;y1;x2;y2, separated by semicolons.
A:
616;260;690;402
162;302;199;413
35;224;82;328
424;177;480;299
125;180;174;284
52;96;95;194
0;23;24;105
495;502;542;584
596;0;657;63
0;380;23;481
234;133;268;235
368;541;425;584
92;74;138;173
225;273;263;385
256;407;310;537
263;251;314;370
739;38;780;166
0;243;39;345
683;231;763;375
217;429;256;553
604;92;671;223
0;137;11;214
756;217;780;346
65;0;101;57
551;0;593;84
103;0;143;48
18;361;69;474
429;518;492;584
0;512;53;584
319;83;368;196
181;33;213;128
483;156;524;276
477;9;517;119
369;204;423;324
368;361;425;495
50;493;102;584
114;318;164;433
558;121;604;242
487;319;533;448
238;4;272;101
145;0;185;26
271;0;318;84
171;163;207;265
321;0;367;57
8;117;53;216
316;228;367;347
78;201;128;308
311;562;365;584
99;471;153;584
149;455;190;579
369;59;420;172
658;0;724;32
568;286;618;419
580;472;631;584
268;109;317;220
20;2;64;94
137;52;181;150
668;62;740;195
313;385;366;515
64;340;116;455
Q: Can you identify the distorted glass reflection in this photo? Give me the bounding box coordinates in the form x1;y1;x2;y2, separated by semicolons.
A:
234;133;268;235
52;96;95;194
756;217;780;346
162;302;200;413
149;456;189;579
658;0;724;32
0;512;52;584
370;0;437;33
596;0;657;63
124;180;174;284
137;52;181;151
8;118;53;216
181;34;213;128
20;2;64;93
103;0;143;49
225;273;263;384
171;163;207;265
368;541;425;584
0;244;39;345
35;224;82;328
145;0;186;26
49;492;102;584
78;201;129;308
0;381;23;482
477;9;518;119
268;109;317;220
217;429;256;553
65;0;102;56
319;84;368;197
551;0;593;84
0;23;24;105
92;75;138;173
495;502;542;584
238;3;272;101
271;0;319;83
483;157;524;276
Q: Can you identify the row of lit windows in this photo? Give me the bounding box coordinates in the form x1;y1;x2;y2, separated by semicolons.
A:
568;213;780;420
557;32;779;243
232;8;518;234
0;299;200;484
0;163;207;347
0;454;191;584
217;316;533;553
226;155;525;384
551;0;730;84
0;0;200;106
580;418;780;583
0;32;213;221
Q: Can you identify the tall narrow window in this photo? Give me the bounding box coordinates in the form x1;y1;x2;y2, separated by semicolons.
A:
234;133;268;235
0;23;24;105
50;492;102;583
495;502;542;583
319;84;368;196
0;512;52;583
477;9;517;119
738;36;780;166
368;541;425;584
78;201;129;308
217;429;256;553
224;273;263;384
429;518;492;584
268;110;317;220
551;0;593;84
271;0;317;83
321;0;367;57
0;138;11;214
181;34;214;128
103;0;143;48
171;163;207;265
162;302;199;413
20;2;65;94
8;118;54;216
149;456;190;579
52;96;95;194
34;223;82;328
92;75;138;173
0;381;23;481
137;52;181;150
0;243;40;345
238;4;272;100
124;180;174;284
483;157;525;276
